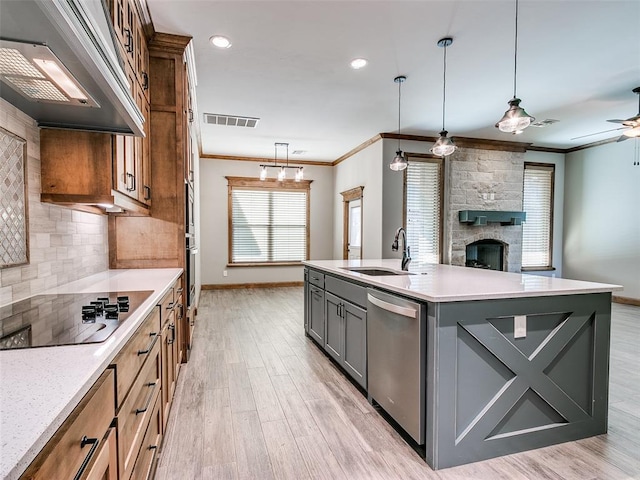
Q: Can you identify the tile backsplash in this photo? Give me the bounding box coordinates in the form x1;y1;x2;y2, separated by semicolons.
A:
0;99;108;306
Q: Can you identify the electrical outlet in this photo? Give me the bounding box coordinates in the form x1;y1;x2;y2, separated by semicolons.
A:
514;315;527;338
223;270;228;277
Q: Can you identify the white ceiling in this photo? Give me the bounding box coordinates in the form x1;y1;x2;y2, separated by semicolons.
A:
146;0;640;162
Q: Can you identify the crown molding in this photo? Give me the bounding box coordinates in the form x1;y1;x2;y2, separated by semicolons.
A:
201;153;331;167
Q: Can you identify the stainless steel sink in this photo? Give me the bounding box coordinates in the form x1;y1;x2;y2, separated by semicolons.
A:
341;267;414;276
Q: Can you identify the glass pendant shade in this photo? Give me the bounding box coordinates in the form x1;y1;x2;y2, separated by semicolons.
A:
389;150;407;171
430;130;457;157
295;167;304;181
496;97;535;133
277;166;286;181
623;125;640;138
260;165;267;180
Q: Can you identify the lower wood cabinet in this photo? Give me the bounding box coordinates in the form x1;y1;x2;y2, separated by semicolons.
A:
81;428;118;480
20;280;186;480
129;394;162;480
19;370;115;480
117;336;161;480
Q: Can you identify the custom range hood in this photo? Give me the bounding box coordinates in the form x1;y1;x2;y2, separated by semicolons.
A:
0;0;143;135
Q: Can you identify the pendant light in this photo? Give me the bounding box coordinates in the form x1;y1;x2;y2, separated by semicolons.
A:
259;142;304;181
495;0;535;134
431;37;457;157
389;75;408;171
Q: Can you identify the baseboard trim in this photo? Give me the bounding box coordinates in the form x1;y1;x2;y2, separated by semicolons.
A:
202;281;304;290
612;295;640;307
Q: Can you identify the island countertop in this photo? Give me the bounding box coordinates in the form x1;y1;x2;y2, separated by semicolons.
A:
0;268;183;480
303;259;622;303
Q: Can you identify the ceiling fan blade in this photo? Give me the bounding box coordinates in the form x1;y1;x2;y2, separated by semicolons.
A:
616;135;631;142
570;126;627;140
607;119;628;124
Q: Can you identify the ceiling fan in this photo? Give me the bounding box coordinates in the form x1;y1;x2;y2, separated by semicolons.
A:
571;87;640;141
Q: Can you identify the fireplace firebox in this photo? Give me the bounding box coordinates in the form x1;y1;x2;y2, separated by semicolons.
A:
465;240;505;271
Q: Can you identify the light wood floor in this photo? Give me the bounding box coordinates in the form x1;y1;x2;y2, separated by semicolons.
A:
155;288;640;480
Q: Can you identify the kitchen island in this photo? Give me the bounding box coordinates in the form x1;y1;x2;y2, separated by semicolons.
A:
303;259;622;469
0;268;182;480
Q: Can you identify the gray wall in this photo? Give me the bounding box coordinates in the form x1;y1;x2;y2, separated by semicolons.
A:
523;150;565;278
0;99;109;305
564;140;639;299
333;139;384;259
199;158;334;286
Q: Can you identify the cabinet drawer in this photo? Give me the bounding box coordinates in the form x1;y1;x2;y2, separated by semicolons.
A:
112;307;161;409
80;427;117;480
118;338;161;480
20;370;115;480
130;394;162;480
308;269;325;288
325;275;367;308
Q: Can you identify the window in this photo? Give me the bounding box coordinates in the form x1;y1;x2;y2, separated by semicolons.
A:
522;163;554;269
227;177;311;265
404;156;444;264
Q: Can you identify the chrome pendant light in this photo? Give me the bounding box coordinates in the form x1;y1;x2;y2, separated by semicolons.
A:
431;37;457;157
259;142;304;181
389;75;408;171
496;0;534;134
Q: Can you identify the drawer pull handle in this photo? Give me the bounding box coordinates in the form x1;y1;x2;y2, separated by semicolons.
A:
166;301;175;310
73;436;99;480
176;287;184;294
135;381;158;415
167;324;175;344
137;332;159;355
149;444;158;451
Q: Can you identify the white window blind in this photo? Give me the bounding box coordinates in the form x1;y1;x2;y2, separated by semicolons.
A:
230;187;308;264
522;164;554;269
405;159;442;264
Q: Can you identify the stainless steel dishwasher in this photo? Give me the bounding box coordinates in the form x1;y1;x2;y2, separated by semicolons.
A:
367;288;426;444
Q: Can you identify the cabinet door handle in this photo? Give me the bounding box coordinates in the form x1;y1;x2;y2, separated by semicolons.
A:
188;109;194;123
167;324;175;344
137;332;159;355
142;72;149;90
126;172;135;192
178;303;184;320
73;436;99;480
144;185;151;200
124;28;134;53
135;381;158;415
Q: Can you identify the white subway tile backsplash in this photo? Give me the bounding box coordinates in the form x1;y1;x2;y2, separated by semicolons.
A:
1;99;108;305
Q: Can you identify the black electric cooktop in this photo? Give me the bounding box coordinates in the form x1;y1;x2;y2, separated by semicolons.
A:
0;290;153;350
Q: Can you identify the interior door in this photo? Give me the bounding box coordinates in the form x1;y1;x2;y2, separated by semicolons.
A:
348;199;362;260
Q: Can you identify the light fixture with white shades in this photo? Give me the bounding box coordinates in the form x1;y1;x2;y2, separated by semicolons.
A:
259;142;304;182
430;37;457;157
495;0;535;134
389;75;408;171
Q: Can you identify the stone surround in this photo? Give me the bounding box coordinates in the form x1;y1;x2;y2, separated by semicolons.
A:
446;147;524;272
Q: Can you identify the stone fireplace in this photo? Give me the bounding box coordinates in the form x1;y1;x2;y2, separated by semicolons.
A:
445;147;525;272
466;239;505;271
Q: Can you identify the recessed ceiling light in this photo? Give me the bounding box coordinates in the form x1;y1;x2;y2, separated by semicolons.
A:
350;58;367;70
210;35;232;49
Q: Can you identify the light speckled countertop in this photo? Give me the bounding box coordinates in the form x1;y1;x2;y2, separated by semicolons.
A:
0;268;182;480
303;259;622;302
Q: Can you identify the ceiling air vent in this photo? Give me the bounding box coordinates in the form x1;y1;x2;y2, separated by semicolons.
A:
203;113;259;128
530;119;559;128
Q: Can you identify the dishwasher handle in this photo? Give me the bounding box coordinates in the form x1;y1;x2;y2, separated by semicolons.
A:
367;293;418;319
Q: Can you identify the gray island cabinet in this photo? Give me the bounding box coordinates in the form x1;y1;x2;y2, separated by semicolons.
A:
303;259;622;470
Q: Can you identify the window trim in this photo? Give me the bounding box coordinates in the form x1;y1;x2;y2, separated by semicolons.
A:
402;153;445;264
226;176;312;267
521;162;555;271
